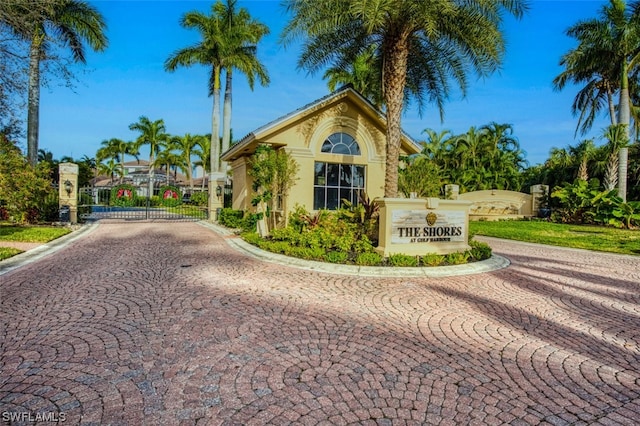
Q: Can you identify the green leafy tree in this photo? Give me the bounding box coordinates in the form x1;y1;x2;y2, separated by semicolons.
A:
398;156;442;198
0;135;53;223
248;145;299;232
11;0;108;165
281;0;527;197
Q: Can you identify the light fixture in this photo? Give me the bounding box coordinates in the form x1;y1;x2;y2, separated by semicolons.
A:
64;179;73;196
215;185;222;198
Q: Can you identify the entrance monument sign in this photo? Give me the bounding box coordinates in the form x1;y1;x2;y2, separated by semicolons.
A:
377;198;472;257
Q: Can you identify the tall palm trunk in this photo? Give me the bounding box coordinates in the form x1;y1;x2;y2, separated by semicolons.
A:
209;65;222;218
120;152;125;183
618;61;630;202
382;31;410;198
222;69;232;174
607;88;617;125
210;66;222;174
27;32;44;166
148;147;155;198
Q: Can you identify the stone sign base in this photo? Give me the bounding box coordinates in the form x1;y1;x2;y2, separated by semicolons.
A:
376;197;472;257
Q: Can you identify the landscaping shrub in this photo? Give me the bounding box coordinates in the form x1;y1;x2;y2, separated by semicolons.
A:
552;179;640;228
444;252;470;265
468;240;492;261
190;191;208;206
0;138;54;223
422;253;445;267
388;253;419;267
218;208;245;228
234;206;492;267
355;252;383;266
324;251;348;263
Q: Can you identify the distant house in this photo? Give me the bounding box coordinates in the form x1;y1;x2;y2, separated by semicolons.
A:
92;159;189;192
221;86;421;216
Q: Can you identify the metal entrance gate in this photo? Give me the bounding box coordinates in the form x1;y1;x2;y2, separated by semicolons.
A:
78;187;209;222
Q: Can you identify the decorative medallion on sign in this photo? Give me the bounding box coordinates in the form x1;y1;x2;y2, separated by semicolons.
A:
426;212;437;226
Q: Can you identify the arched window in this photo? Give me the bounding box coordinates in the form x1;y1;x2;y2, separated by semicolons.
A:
320;132;361;155
314;133;365;210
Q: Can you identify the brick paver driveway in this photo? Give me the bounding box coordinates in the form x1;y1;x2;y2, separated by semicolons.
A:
1;222;639;425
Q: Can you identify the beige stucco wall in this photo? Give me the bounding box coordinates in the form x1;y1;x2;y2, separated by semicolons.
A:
228;94;419;216
458;190;533;220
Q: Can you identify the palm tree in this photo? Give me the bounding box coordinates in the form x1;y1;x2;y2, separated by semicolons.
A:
98;138;138;183
602;123;630;190
554;0;640;201
18;0;107;165
281;0;527;197
569;139;597;181
97;158;120;184
165;0;270;177
174;133;205;190
218;1;270;170
323;45;383;109
193;135;212;190
129;116;168;197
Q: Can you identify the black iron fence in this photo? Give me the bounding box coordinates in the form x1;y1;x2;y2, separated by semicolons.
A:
77;186;209;221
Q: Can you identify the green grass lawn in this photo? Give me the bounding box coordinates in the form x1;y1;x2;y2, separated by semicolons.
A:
0;225;71;242
0;247;23;261
470;220;640;255
0;225;72;261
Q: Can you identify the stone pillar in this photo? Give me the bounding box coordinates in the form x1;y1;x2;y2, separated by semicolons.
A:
59;162;79;224
445;184;459;200
208;172;226;221
530;184;549;214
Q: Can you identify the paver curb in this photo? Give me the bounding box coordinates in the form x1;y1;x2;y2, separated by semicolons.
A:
199;221;510;277
0;223;98;276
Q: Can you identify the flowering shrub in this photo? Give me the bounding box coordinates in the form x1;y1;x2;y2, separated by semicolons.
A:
159;185;181;207
110;184;137;207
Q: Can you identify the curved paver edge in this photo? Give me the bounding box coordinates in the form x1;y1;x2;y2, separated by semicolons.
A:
199;221;511;277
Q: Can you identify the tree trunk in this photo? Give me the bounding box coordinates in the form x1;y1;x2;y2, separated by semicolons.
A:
208;65;222;220
120;152;125;184
27;33;43;166
210;66;221;174
618;61;630;202
222;69;232;174
382;30;410;198
607;87;617;125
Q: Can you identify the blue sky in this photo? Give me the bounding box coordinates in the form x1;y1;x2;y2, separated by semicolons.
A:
36;0;610;166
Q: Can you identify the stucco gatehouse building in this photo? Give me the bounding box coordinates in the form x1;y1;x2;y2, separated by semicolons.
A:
221;86;421;219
